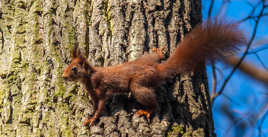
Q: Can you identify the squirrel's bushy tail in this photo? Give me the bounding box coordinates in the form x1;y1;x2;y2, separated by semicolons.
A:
157;20;246;77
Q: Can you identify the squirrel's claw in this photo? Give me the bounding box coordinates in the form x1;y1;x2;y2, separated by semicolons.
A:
83;117;96;126
136;110;151;121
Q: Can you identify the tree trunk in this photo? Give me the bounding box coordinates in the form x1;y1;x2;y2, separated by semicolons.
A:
0;0;215;136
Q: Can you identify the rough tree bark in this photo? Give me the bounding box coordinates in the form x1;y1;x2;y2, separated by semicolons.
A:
0;0;215;136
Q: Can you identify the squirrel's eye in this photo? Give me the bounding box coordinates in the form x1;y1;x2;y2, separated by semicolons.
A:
72;67;78;73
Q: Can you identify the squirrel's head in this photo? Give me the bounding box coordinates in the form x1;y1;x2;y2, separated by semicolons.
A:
62;48;95;81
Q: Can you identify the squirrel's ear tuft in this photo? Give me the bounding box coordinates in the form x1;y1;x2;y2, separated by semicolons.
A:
72;41;81;58
77;48;81;57
72;47;82;58
72;48;77;58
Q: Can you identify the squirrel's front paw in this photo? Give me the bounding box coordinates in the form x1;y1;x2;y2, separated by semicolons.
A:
83;117;96;126
136;109;151;121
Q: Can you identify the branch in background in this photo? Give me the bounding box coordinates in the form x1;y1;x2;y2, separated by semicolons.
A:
209;0;231;103
249;46;268;55
211;63;217;101
221;100;268;137
238;13;268;23
220;103;248;137
255;53;268;70
217;0;230;18
207;0;215;18
247;36;268;70
258;110;268;137
237;1;262;23
207;0;218;103
224;55;268;86
250;35;268;48
222;93;242;106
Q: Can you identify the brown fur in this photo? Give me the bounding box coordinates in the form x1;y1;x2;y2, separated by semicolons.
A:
62;20;246;126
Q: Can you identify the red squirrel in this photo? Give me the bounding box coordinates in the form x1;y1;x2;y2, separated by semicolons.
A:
62;20;246;126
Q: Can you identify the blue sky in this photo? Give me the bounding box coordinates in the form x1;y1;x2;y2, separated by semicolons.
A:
202;0;268;137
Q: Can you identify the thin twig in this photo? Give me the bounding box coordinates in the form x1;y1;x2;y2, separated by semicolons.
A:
258;109;268;137
222;93;242;106
208;0;215;18
237;1;261;24
255;53;268;70
217;0;230;17
248;46;268;54
238;13;268;23
211;63;217;101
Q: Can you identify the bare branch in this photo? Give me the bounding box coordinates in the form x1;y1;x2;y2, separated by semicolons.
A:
237;1;262;24
224;55;268;86
255;53;268;70
222;93;242;106
208;0;215;18
258;110;268;137
248;46;268;54
217;0;230;17
249;35;268;49
211;63;217;101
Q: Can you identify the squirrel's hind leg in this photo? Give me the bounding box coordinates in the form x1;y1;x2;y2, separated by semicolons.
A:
130;77;157;121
